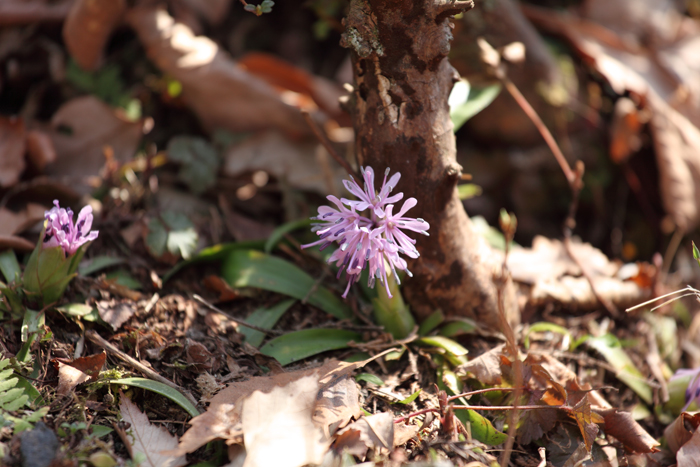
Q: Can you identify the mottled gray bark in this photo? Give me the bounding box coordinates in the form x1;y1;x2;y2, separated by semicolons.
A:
341;0;519;329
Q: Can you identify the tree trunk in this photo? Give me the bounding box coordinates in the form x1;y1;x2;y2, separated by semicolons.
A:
341;0;519;329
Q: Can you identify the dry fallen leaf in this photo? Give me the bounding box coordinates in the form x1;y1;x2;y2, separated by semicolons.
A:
127;6;309;136
25;130;57;170
666;412;700;455
523;2;700;230
598;408;660;453
63;0;126;71
0;203;46;236
55;352;106;396
242;375;330;467
677;422;700;467
334;413;394;460
0;115;26;188
119;396;187;467
224;130;347;195
455;343;504;385
47;96;145;193
96;300;136;331
169;352;393;457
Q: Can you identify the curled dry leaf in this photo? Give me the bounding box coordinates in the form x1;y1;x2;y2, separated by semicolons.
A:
598;408;660;453
126;6;309;136
119;396;187;467
47;96;145;194
242;375;330;467
0;115;26;188
677;425;700;467
56;352;106;396
333;412;394;460
63;0;126;71
665;412;700;454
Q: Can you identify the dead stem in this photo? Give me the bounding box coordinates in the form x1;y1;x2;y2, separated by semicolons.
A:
502;74;619;317
300;110;361;181
193;294;283;335
86;330;200;411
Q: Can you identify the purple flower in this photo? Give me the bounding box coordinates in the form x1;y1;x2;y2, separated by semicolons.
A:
43;200;99;255
671;368;700;412
303;167;429;298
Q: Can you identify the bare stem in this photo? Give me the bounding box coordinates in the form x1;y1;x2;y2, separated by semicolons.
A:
301;110;361;181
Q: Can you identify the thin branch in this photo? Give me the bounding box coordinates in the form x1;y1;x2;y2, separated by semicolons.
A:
193;294;283;335
86;330;200;411
300;110;361;181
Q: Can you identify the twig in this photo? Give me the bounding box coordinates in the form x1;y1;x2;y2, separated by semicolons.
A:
86;330;200;411
300;110;361;180
112;421;134;460
500;67;619;317
193;295;283;335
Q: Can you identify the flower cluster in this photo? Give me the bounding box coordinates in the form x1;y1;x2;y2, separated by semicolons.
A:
44;200;99;256
302;167;429;298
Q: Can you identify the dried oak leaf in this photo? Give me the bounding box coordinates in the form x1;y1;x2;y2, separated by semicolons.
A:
598;408;660;453
96;300;136;331
119;395;187;467
0;115;26;188
666;412;700;455
56;352;106;396
168;352;391;457
126;6;309;136
242;375;329;467
333;413;394;460
63;0;126;71
47;96;145;194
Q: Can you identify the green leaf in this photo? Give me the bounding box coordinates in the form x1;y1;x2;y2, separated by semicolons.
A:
1;389;28;411
693;241;700;267
163;240;265;283
260;329;362;366
222;250;352;320
586;335;653;404
372;273;414;339
449;80;502;132
90;425;114;438
108;378;199;418
417;336;469;366
146;212;198;260
418;310;444;336
241;299;295;347
264;219;312;253
56;303;94;317
457;184;483;200
0;250;21;284
395;389;421;405
440;319;477;337
167;137;220;195
524;322;572;349
354;373;384;385
105;270;142;290
79;256;125;276
437;363;507;445
13;375;44;406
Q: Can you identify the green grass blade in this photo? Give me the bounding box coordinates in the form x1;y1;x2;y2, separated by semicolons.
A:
241;299;295;347
264;219;312;253
0;250;21;284
108;377;199;418
163;240;265;283
260;329;362;366
222;250;351;320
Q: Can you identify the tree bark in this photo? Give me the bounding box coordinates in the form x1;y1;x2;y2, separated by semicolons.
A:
341;0;519;329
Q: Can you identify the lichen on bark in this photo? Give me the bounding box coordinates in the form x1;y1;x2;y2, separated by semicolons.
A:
341;0;519;329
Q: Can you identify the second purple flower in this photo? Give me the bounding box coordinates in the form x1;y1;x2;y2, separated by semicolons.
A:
302;167;429;298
